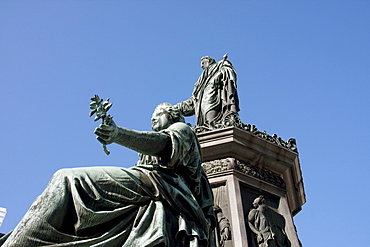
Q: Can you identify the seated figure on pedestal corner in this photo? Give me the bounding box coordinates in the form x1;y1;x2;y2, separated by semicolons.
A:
175;55;239;128
0;103;216;247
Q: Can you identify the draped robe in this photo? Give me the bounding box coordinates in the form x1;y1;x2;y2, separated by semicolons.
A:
0;122;215;247
176;60;239;127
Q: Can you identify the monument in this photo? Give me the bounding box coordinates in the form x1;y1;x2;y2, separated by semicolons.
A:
175;54;305;246
0;54;305;247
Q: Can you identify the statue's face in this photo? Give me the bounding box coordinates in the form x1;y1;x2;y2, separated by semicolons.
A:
201;58;210;70
252;198;260;208
151;107;173;131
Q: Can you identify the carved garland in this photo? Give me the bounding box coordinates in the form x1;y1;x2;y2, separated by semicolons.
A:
201;158;286;189
193;111;298;153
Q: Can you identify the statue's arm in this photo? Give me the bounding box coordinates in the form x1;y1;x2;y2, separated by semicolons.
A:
247;211;260;235
95;122;171;157
176;97;195;117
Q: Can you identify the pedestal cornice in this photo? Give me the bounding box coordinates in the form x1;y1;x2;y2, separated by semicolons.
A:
197;127;306;216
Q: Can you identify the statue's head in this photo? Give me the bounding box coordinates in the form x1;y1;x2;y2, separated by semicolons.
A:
200;56;216;70
151;103;185;131
252;195;265;208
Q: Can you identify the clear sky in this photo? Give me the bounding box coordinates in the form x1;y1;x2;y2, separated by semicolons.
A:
1;1;369;246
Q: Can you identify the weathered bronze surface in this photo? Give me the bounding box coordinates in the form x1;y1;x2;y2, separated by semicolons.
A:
177;55;297;153
176;54;240;129
90;94;113;155
0;102;215;246
0;55;303;247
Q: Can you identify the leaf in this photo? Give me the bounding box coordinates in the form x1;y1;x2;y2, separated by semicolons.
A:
90;105;98;110
89;109;97;117
104;102;113;112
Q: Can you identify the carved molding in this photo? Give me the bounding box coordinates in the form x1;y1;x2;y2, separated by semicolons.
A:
202;158;235;175
234;159;286;189
202;158;286;189
194;112;298;153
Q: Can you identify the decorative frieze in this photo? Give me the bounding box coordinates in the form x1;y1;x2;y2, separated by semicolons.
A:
234;159;286;189
201;158;286;189
202;158;235;174
194;112;298;153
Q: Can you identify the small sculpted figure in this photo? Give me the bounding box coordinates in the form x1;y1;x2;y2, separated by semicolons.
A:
0;103;215;247
214;205;231;247
176;55;239;128
248;196;290;247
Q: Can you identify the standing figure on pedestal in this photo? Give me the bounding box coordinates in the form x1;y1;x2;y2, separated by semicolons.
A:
176;55;239;128
0;103;215;247
248;196;290;247
213;205;231;247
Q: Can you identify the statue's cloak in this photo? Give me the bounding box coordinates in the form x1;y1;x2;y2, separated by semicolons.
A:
177;60;239;127
0;122;215;247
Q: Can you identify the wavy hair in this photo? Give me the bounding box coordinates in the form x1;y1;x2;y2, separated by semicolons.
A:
200;56;216;65
155;103;185;123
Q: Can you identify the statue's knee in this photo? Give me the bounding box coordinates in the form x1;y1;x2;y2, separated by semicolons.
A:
52;168;75;181
205;110;218;122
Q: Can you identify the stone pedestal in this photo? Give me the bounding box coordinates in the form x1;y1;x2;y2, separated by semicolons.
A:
198;127;305;247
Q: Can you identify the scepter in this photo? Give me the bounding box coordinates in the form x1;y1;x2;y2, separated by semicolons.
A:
220;53;228;67
89;94;113;155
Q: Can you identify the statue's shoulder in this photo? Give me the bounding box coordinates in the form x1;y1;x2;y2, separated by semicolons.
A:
166;122;196;138
222;60;236;72
248;208;258;219
169;122;192;131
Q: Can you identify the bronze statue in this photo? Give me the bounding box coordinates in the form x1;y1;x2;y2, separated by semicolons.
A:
176;54;239;128
0;101;215;247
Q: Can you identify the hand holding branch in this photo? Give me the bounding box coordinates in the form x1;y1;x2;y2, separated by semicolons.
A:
89;94;115;155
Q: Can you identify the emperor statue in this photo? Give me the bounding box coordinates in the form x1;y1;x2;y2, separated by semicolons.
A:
0;103;215;246
176;54;240;128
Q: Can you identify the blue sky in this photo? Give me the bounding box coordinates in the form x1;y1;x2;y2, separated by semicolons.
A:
1;1;369;246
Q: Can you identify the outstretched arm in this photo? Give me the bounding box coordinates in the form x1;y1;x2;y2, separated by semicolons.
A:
95;121;172;157
175;97;195;117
